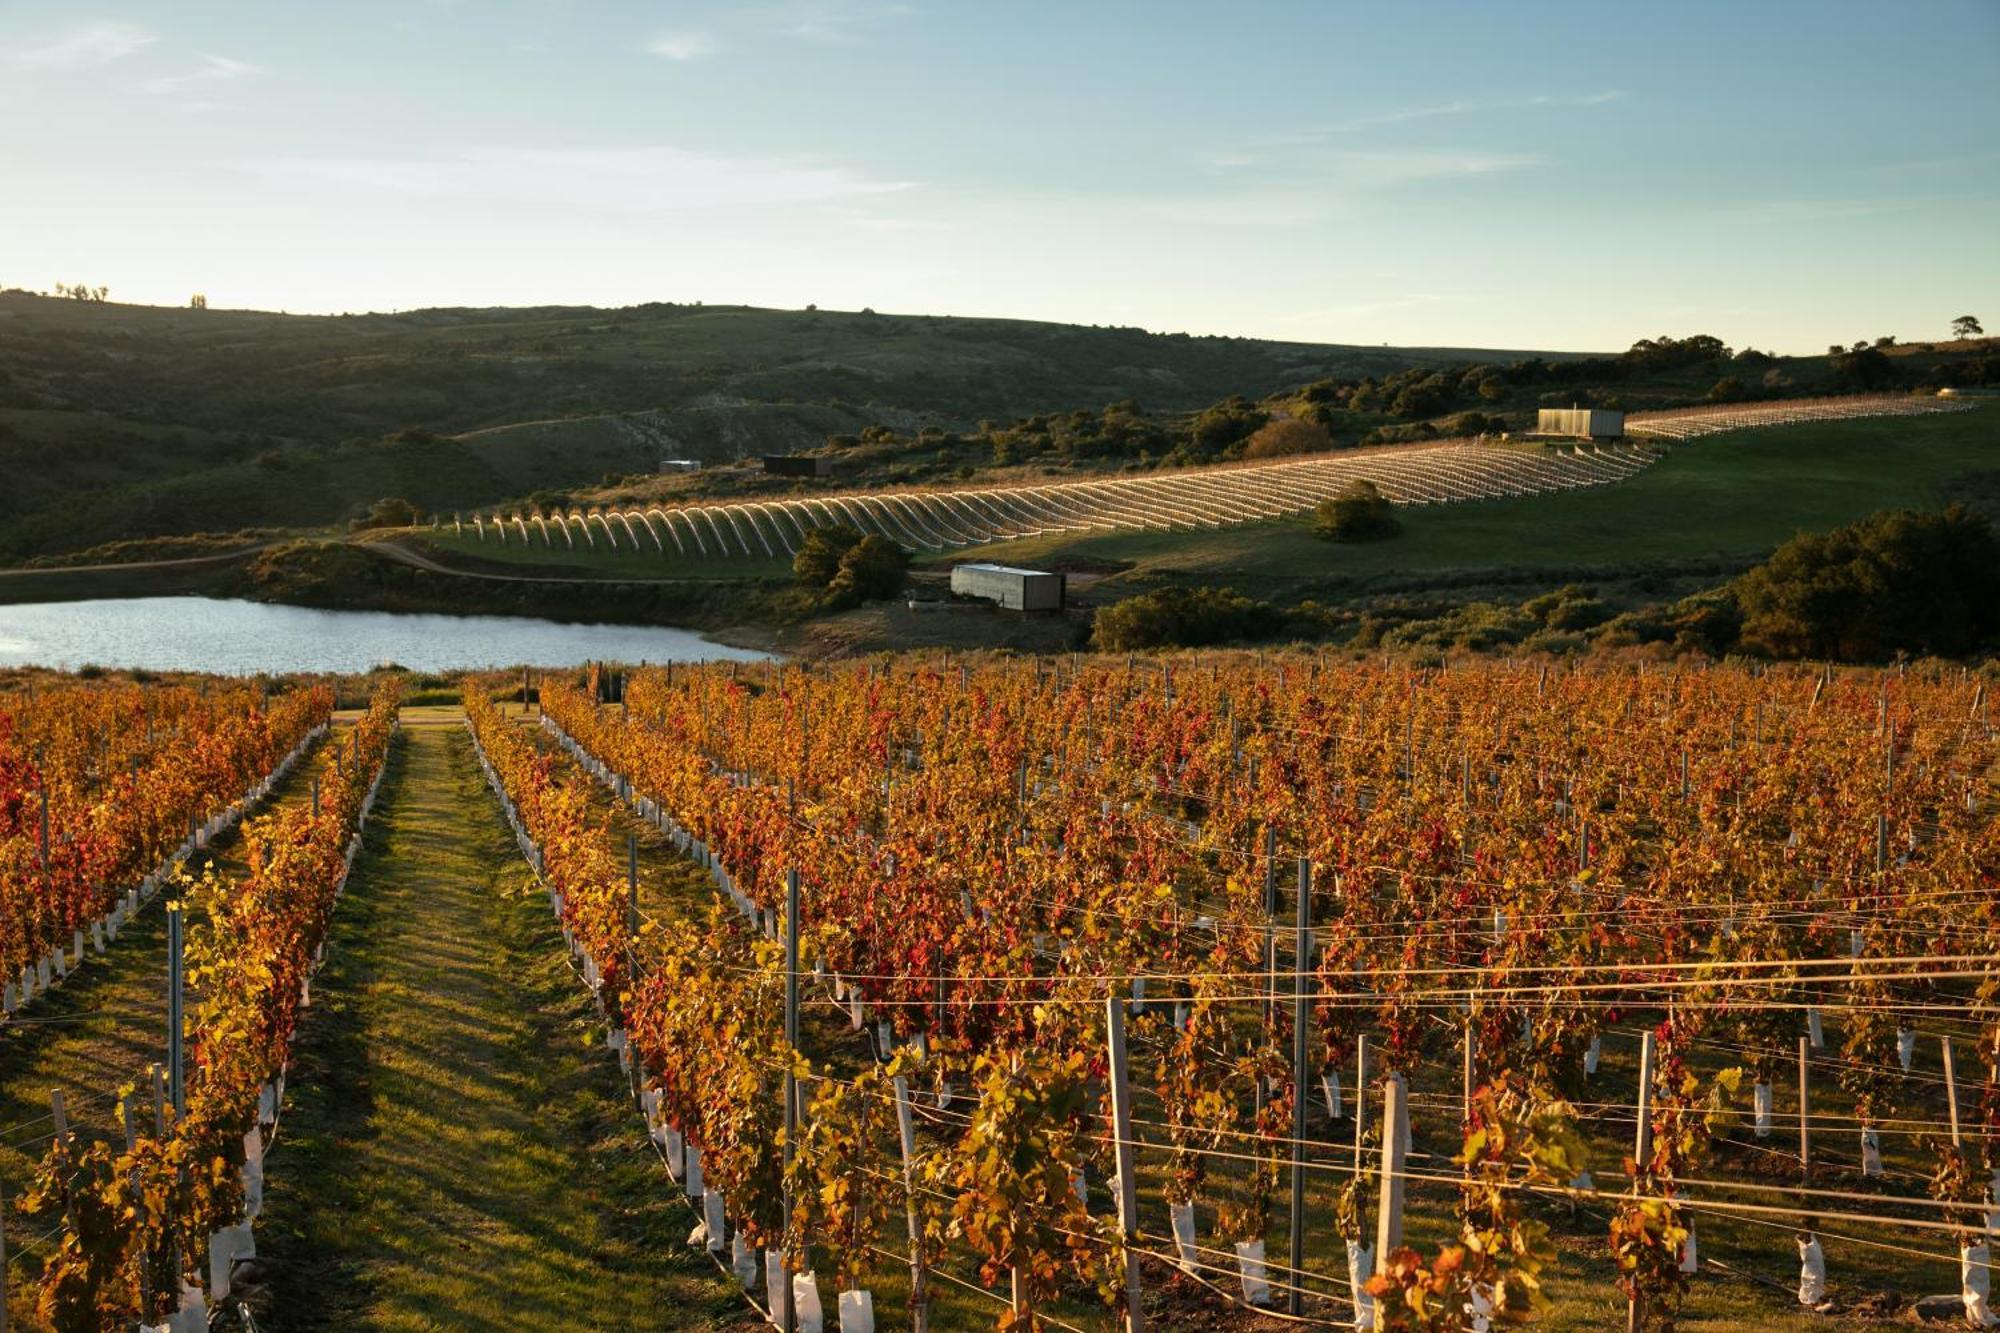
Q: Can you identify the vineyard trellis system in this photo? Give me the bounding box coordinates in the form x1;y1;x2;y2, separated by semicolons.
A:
488;652;1997;1332
4;683;399;1333
448;393;1973;565
7;649;1995;1333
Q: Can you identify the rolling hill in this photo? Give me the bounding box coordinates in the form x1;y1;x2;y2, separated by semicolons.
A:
0;291;1590;560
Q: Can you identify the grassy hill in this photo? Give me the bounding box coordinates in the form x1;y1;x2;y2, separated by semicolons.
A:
2;290;1994;569
942;403;2000;597
0;291;1591;560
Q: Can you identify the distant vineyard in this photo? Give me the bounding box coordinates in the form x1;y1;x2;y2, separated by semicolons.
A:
457;441;1657;560
450;393;1973;563
1625;392;1971;442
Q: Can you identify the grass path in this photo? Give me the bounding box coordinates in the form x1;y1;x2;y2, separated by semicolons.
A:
249;713;746;1331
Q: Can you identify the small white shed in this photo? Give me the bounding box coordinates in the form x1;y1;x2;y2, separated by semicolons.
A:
949;563;1066;612
1535;407;1625;440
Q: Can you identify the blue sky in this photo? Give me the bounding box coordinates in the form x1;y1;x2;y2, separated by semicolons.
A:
2;0;1995;352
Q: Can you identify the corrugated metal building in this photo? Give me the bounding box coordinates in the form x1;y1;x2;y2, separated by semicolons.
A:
1535;407;1625;440
658;458;702;473
949;563;1066;612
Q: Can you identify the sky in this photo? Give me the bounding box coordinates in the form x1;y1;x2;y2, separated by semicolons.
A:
2;0;1996;353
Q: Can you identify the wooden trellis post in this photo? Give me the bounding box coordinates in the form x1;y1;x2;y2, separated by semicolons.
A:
892;1076;929;1333
1105;998;1145;1333
1374;1073;1407;1262
1628;1031;1656;1333
1288;857;1313;1316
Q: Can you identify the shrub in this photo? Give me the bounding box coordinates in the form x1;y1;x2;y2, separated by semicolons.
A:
1241;418;1333;459
795;525;907;607
351;496;419;530
1733;506;2000;660
793;526;865;589
1312;481;1402;543
826;534;908;606
1093;586;1284;651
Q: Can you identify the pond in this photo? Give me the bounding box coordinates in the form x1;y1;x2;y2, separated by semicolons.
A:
0;597;771;675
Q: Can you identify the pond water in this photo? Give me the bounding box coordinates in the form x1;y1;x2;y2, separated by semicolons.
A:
0;598;770;675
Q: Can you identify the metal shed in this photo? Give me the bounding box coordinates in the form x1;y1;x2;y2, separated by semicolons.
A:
1535;407;1625;440
762;454;837;478
949;563;1066;612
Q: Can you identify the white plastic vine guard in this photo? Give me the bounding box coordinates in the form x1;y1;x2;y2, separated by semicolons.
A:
1170;1202;1197;1269
793;1272;824;1333
700;1189;726;1251
1963;1241;1995;1327
1753;1083;1773;1138
1323;1072;1343;1120
732;1232;757;1287
207;1223;255;1300
1235;1239;1271;1307
838;1288;874;1333
765;1250;785;1320
1346;1240;1376;1330
1798;1235;1826;1306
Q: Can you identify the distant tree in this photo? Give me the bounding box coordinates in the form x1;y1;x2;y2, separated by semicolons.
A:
1389;376;1452;420
1240;417;1332;459
1735;506;2000;659
826;534;908;605
353;497;419;530
1706;376;1747;402
1312;481;1401;543
190;294;207;310
1446;411;1505;436
805;303;817;311
1827;344;1845;357
1872;335;1895;349
1953;315;1984;340
1187;396;1268;458
793;525;865;589
1829;346;1896;390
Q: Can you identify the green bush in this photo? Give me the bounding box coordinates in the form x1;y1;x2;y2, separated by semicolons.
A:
1312;481;1402;543
1093;586;1284;651
1732;505;2000;660
826;534;909;606
793;524;907;607
793;525;865;588
351;496;419;530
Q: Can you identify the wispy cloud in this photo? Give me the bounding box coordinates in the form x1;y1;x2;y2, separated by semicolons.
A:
753;0;914;44
1206;90;1628;168
10;20;156;69
1149;149;1539;228
1312;90;1627;137
646;31;717;61
223;146;914;214
138;53;258;95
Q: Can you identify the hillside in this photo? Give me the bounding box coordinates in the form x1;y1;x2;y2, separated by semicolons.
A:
0;291;1585;560
2;291;1994;568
